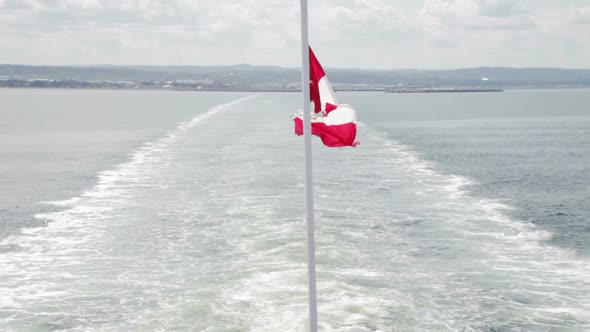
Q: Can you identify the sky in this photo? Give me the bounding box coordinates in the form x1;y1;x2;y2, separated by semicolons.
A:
1;0;589;69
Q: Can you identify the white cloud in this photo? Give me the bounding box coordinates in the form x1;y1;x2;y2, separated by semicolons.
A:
478;0;525;17
572;6;590;25
0;0;588;68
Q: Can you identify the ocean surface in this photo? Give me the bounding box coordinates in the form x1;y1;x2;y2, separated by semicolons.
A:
0;88;589;331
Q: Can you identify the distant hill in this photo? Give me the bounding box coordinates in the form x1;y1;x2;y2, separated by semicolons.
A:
2;64;590;89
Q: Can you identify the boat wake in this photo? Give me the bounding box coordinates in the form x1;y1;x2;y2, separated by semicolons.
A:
0;96;257;330
309;125;590;330
0;94;588;331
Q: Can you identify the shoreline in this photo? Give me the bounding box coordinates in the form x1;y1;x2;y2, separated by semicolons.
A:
386;88;504;93
2;86;590;93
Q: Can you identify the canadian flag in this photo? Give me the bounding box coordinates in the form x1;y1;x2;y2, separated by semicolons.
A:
293;47;359;147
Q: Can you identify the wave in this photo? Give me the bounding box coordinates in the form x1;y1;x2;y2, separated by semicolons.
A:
1;96;588;331
0;96;256;328
333;127;590;330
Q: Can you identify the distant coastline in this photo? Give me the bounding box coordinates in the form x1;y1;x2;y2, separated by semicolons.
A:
2;64;590;92
5;84;590;93
0;80;381;93
386;88;503;93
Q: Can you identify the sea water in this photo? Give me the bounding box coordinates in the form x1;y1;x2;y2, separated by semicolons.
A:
0;88;589;331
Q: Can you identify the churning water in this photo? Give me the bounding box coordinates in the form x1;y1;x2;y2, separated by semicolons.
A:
0;89;589;331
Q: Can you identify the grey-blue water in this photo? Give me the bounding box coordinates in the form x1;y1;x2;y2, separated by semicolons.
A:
0;88;589;331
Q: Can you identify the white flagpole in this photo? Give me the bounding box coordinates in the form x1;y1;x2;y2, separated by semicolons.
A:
299;0;318;331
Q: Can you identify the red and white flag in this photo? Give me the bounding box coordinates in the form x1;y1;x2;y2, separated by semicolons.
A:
293;47;359;147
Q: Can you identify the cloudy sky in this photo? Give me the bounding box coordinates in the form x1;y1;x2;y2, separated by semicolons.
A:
1;0;589;69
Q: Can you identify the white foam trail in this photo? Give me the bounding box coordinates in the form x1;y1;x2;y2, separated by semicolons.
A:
347;128;590;330
74;95;258;202
0;96;256;328
1;96;588;331
206;119;590;330
40;197;82;207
